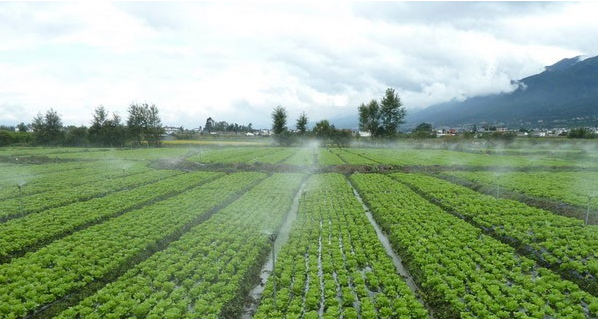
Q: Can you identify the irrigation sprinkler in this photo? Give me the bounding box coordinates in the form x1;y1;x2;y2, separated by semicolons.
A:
266;232;278;309
495;174;501;199
17;182;25;214
586;196;594;226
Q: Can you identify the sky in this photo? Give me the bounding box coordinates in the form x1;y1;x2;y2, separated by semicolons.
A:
1;2;598;129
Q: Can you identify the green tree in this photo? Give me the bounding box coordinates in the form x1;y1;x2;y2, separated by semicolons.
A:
272;106;291;145
313;120;351;147
569;127;596;139
64;125;89;147
127;103;147;147
31;109;65;145
358;88;406;138
379;88;406;137
412;122;436;138
145;104;164;147
296;111;308;135
203;117;215;133
0;130;12;146
16;123;28;133
358;99;380;137
90;106;126;147
313;119;333;140
89;106;109;146
271;106;287;135
126;103;164;147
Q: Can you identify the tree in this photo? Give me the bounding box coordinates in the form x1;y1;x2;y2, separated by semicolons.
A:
358;100;380;137
16;123;28;133
0;130;12;146
145;104;164;147
64;125;89;147
31;109;65;145
272;106;291;145
127;103;164;147
296;112;308;135
412;122;436;138
358;88;406;138
313;120;333;140
204;117;215;133
89;106;109;146
89;106;126;147
313;120;351;147
569;128;596;139
379;88;406;136
271;106;287;135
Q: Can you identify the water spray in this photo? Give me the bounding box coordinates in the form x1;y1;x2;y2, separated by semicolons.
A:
495;174;501;199
17;182;25;214
266;231;278;309
587;196;594;226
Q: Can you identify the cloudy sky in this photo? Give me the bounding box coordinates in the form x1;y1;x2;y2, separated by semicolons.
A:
1;2;597;129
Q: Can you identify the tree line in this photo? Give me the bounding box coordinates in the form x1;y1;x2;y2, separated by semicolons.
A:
0;103;164;147
270;88;408;146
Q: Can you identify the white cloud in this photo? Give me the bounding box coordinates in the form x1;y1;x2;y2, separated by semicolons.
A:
1;2;597;128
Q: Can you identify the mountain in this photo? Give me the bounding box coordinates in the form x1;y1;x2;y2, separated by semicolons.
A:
407;55;598;128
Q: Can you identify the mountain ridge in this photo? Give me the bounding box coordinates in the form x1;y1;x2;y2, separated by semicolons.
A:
406;55;598;128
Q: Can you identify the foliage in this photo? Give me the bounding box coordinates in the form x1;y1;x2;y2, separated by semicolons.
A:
31;109;65;146
0;130;29;146
254;174;427;319
397;173;598;294
126;103;165;147
63;125;89;147
352;173;598;318
271;106;288;135
88;106;126;147
358;88;406;138
271;106;290;145
358;99;380;136
0;172;264;318
569;127;597;139
412;122;436;138
53;173;301;319
313;120;351;147
296;111;308;135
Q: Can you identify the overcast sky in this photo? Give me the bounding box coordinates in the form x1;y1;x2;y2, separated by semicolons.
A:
1;2;597;129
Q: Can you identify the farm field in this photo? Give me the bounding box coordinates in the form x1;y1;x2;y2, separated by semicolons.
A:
1;142;598;318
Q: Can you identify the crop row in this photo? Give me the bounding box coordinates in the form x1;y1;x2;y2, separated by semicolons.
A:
317;149;345;166
394;173;598;295
52;148;192;161
0;161;149;201
254;173;428;319
329;149;378;165
282;147;316;166
187;147;260;163
342;148;571;167
0;171;223;260
0;172;265;318
0;169;180;221
442;171;598;210
56;173;305;319
351;173;598;318
0;161;100;186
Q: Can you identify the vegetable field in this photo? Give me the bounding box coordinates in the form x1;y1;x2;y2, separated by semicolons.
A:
0;143;597;318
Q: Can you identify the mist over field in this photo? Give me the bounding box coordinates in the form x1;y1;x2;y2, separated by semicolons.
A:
1;2;598;318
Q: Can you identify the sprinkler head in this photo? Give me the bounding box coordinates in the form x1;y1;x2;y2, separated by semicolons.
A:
266;232;278;242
